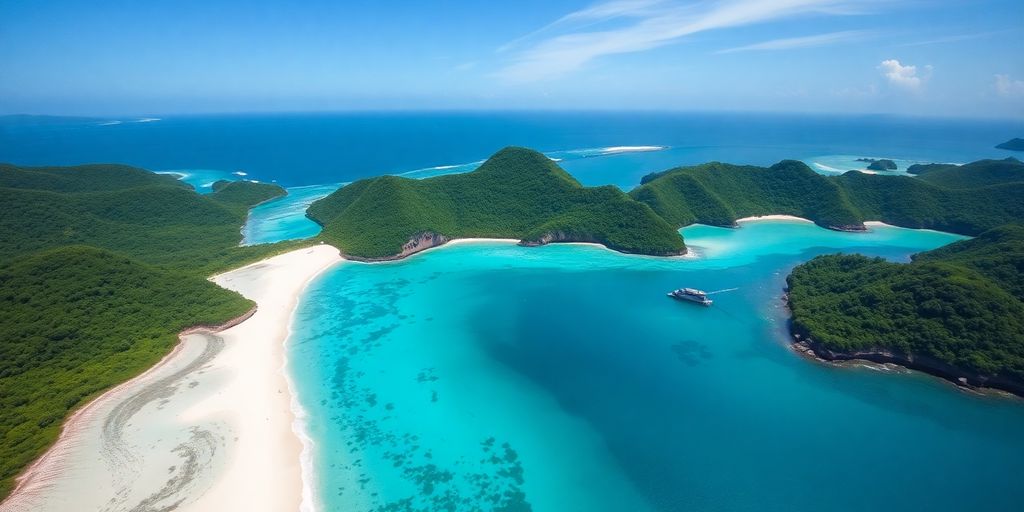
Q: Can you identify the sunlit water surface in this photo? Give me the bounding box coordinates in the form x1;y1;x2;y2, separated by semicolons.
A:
289;221;1024;512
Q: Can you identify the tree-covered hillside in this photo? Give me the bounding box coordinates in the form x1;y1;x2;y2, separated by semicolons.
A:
0;164;294;271
0;163;306;499
307;146;686;259
632;157;1024;235
630;160;863;229
210;179;286;214
0;246;255;498
786;224;1024;394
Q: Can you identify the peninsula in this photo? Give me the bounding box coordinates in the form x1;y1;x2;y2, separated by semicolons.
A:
0;162;314;503
787;223;1024;394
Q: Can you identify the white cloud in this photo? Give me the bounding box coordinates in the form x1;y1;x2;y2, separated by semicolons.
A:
878;59;931;91
994;74;1024;98
718;30;871;54
496;0;889;82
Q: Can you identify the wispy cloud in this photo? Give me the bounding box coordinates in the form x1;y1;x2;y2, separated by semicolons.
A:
717;30;872;53
878;59;931;91
895;30;1005;47
497;0;668;53
496;0;889;82
994;74;1024;98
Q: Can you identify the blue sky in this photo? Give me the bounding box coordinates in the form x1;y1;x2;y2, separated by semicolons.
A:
1;0;1022;117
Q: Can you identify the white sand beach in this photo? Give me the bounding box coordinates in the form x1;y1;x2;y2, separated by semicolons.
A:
735;215;814;223
0;245;342;512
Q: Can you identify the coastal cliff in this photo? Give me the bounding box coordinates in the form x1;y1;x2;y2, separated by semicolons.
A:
789;322;1024;397
340;232;453;262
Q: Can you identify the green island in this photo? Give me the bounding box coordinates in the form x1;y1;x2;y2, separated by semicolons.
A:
867;159;897;171
996;137;1024;151
0;163;306;498
855;157;898;171
307;146;687;260
787;223;1024;394
631;157;1024;235
3;148;1024;501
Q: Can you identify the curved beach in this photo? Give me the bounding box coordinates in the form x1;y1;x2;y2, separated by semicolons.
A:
0;245;342;512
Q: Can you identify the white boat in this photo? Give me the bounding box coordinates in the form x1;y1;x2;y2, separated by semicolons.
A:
667;288;713;306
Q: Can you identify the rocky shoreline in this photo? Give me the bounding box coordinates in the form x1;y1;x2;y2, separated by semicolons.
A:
786;314;1024;398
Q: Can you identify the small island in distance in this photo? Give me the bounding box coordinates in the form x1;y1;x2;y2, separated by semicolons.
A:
855;157;898;171
996;137;1024;151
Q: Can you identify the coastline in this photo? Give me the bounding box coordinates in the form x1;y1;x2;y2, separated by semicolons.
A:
788;336;1024;399
183;245;342;512
346;236;695;265
735;214;815;224
0;245;343;512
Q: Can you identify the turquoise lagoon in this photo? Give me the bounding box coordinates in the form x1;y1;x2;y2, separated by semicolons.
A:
288;221;1024;512
242;184;340;245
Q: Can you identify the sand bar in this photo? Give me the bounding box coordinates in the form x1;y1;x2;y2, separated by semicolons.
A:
0;245;342;512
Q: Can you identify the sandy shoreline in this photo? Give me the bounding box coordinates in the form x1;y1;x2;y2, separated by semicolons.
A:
0;245;342;512
735;214;815;224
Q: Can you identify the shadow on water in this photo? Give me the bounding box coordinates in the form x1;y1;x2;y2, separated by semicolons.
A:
464;247;1024;511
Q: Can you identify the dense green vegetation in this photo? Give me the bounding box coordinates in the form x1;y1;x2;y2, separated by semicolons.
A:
0;164;296;271
996;138;1024;151
0;247;255;498
210;179;286;213
0;163;307;499
631;160;864;229
308;147;686;259
906;157;1022;188
633;157;1024;235
3;148;1024;498
787;224;1024;393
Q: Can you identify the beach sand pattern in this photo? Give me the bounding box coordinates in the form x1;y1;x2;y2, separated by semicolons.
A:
0;246;341;512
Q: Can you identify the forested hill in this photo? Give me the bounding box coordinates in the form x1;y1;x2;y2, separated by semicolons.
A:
307;146;687;260
631;160;863;230
632;157;1024;235
0;163;301;500
787;224;1024;395
0;164;288;271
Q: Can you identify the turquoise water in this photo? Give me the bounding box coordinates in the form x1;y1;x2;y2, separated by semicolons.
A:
242;184;340;245
803;154;931;176
289;221;1024;512
156;168;242;193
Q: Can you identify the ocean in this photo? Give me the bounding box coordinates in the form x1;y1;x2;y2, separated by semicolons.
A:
4;112;1024;510
289;223;1024;511
2;112;1020;189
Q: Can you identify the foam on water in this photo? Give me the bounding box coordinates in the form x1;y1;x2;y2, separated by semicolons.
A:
289;221;1024;512
157;169;237;194
804;154;928;176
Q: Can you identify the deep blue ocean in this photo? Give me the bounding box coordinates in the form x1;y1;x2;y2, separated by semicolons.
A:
4;112;1023;511
2;112;1020;189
